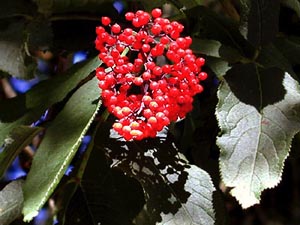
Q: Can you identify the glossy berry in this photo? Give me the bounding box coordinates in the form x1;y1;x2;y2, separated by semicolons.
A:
95;8;207;141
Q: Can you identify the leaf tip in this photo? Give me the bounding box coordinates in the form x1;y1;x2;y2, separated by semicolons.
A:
230;187;259;209
23;210;38;222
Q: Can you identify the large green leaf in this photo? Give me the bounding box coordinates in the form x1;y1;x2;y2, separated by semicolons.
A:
0;126;43;178
239;0;280;47
96;124;216;225
0;180;24;225
216;67;300;208
22;77;101;222
273;36;300;66
0;56;100;145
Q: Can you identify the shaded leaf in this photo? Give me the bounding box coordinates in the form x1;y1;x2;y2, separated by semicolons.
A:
186;6;254;58
22;78;101;222
239;0;280;47
0;22;36;79
224;63;286;111
191;38;242;63
281;0;300;17
0;56;101;145
0;126;43;178
0;180;24;225
96;123;215;225
216;71;300;208
273;36;300;66
256;43;296;77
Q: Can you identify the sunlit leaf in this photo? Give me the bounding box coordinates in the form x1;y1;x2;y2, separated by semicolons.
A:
22;77;101;222
0;180;24;225
216;67;300;208
0;126;43;178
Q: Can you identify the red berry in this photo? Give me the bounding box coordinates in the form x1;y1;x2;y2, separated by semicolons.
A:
151;8;162;18
101;16;111;26
111;23;121;33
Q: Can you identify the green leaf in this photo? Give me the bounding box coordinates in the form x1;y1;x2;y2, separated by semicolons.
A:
239;0;280;47
273;36;300;66
256;43;296;78
157;165;215;225
216;70;300;208
281;0;300;17
22;77;101;222
0;180;24;225
191;38;242;63
206;57;231;78
0;56;101;145
0;22;36;79
0;126;43;178
96;125;216;225
186;6;254;58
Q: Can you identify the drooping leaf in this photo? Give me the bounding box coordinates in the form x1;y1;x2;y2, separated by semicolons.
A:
216;69;300;208
239;0;280;47
281;0;300;17
0;126;43;178
0;180;24;225
0;21;36;79
22;77;101;222
96;123;216;225
0;56;101;145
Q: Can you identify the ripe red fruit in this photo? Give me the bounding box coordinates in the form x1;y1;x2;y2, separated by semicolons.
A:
151;8;162;18
95;8;207;141
101;16;111;26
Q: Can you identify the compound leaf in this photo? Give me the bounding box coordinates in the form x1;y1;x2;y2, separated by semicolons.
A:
22;77;101;222
216;70;300;208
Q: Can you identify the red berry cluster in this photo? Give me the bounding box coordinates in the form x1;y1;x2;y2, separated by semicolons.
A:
95;8;207;141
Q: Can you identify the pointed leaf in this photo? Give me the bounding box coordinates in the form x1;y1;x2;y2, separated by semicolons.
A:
216;70;300;208
239;0;280;47
0;180;24;225
22;77;101;222
0;126;43;178
0;56;100;145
